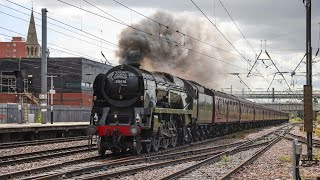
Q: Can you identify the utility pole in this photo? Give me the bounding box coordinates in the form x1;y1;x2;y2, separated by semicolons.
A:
40;8;48;124
47;74;59;124
304;0;313;161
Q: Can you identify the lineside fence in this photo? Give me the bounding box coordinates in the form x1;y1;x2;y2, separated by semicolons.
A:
0;103;91;124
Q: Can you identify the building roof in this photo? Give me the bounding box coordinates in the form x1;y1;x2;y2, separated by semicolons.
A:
25;10;39;45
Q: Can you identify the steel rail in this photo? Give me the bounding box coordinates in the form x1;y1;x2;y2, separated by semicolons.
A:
23;124;290;180
288;132;320;146
0;155;102;180
4;124;289;179
1;135;226;180
25;137;276;179
0;144;96;166
284;136;320;147
0;136;90;149
161;125;292;180
25;140;250;180
219;127;292;180
77;142;269;180
23;155;134;180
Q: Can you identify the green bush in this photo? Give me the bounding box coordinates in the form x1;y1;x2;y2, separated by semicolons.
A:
316;115;320;125
315;127;320;137
35;112;42;123
289;117;303;123
221;154;231;162
278;155;292;163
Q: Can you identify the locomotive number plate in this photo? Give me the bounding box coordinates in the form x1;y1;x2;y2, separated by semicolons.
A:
115;79;127;84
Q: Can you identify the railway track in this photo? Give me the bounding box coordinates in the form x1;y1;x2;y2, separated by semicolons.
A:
26;125;290;180
0;155;102;180
287;133;320;147
0;136;90;149
1;124;289;179
77;142;269;180
0;133;227;179
218;127;292;180
27;141;268;180
0;144;96;166
161;125;292;179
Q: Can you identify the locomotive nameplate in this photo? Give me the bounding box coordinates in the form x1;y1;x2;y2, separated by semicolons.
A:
113;71;129;85
113;71;129;79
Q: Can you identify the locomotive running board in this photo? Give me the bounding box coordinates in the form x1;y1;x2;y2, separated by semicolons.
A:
153;108;193;114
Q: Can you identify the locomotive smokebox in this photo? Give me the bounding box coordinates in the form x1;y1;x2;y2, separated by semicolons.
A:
123;49;143;68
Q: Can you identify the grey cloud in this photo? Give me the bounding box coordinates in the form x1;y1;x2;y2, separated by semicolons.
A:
35;0;320;51
32;0;320;89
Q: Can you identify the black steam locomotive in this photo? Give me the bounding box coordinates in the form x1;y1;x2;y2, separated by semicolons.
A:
88;64;288;156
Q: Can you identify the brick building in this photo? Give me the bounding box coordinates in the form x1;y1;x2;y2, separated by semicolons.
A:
0;37;26;58
0;10;113;107
0;57;112;107
0;10;40;58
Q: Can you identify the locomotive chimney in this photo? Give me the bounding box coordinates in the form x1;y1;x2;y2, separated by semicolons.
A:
123;49;142;68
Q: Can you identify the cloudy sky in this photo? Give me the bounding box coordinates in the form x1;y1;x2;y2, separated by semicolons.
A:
1;0;320;101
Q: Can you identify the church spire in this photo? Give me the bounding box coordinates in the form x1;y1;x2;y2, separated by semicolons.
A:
26;10;38;45
25;9;41;58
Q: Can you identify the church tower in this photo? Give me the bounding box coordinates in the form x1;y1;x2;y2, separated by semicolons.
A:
25;10;41;58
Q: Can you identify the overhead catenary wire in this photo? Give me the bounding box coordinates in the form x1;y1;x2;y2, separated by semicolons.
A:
1;10;213;86
67;0;274;89
4;0;121;49
229;73;251;91
0;57;92;78
64;0;288;90
0;39;92;72
0;28;102;63
269;22;318;40
1;1;236;88
55;0;249;71
56;0;287;92
3;0;295;91
0;9;116;57
189;0;275;90
110;0;241;58
189;0;250;63
0;4;117;52
218;0;258;56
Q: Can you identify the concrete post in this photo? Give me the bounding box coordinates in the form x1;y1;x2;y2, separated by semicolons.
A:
292;139;302;180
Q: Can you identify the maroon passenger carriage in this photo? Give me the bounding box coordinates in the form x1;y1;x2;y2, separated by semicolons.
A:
87;64;289;156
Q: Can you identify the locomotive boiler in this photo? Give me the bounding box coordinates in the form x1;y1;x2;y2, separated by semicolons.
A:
88;64;288;156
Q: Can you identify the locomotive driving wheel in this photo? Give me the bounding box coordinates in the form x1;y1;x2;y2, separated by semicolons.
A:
199;127;205;141
193;131;200;142
152;138;160;151
171;135;177;147
142;139;152;153
162;138;169;149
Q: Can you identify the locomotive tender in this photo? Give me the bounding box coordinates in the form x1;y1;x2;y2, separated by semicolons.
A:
88;64;288;156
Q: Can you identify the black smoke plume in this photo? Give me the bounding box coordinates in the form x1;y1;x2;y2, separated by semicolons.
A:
117;11;234;89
